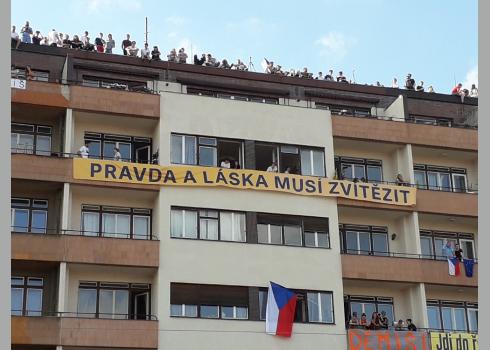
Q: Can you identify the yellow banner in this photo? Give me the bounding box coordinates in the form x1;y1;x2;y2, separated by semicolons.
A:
430;332;478;350
73;159;416;206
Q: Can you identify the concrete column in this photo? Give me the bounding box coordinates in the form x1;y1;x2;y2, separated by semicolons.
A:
394;144;414;184
404;283;428;328
57;262;68;313
60;183;71;233
64;108;74;155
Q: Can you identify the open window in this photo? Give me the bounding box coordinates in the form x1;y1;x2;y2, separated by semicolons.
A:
279;145;300;174
255;143;278;171
217;139;243;169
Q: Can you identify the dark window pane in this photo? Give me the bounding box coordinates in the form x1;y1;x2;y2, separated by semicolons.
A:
367;166;382;182
283;225;302;246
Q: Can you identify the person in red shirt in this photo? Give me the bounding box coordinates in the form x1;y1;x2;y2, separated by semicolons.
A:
451;83;463;95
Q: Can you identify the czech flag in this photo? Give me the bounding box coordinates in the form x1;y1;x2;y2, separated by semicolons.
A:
265;281;297;337
448;257;461;276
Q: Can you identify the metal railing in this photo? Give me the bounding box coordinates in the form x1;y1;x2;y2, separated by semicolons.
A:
11;148;158;164
11;227;159;240
347;324;477;334
11;310;158;320
341;249;478;263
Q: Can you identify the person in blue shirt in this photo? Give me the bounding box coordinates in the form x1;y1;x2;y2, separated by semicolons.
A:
442;241;455;259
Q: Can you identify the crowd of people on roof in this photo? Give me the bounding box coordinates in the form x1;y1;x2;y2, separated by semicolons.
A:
11;21;478;98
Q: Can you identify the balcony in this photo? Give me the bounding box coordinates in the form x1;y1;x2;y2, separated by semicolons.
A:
12;232;160;268
70;84;160;118
416;189;477;217
341;254;477;287
11;80;69;108
11;315;158;348
11;154;160;191
331;115;477;151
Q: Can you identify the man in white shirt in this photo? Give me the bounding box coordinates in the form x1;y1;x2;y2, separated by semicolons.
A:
81;31;89;46
11;25;20;49
79;143;89;158
140;43;151;60
47;29;60;47
266;162;278;172
113;147;121;161
392;78;399;88
220;159;231;168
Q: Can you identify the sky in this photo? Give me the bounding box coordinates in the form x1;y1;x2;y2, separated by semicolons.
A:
12;0;478;93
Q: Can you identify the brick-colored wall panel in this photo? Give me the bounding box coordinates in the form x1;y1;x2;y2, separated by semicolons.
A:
342;255;477;287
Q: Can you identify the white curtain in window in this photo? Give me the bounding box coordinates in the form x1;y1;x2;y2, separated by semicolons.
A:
171;210;183;237
78;289;97;318
133;216;150;239
82;212;99;236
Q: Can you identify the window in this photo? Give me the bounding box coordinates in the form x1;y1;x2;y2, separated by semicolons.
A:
420;230;476;260
414;164;469;192
78;281;151;319
345;296;394;327
409;115;452;127
11;67;49;81
170;304;198;317
11;277;43;316
187;87;279;104
316;104;372;118
171;134;244;169
221;306;248;320
258;214;330;248
170;283;249;320
335;157;383;183
81;205;152;239
171;207;246;242
259;288;334;324
171;209;198;238
84;132;152;163
427;300;478;332
11;198;48;233
307;292;334;323
11;123;52;156
340;224;388;256
300;149;325;176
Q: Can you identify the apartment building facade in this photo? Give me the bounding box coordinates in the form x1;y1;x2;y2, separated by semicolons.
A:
11;44;478;350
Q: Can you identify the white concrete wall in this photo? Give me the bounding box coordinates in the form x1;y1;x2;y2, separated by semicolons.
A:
157;92;346;349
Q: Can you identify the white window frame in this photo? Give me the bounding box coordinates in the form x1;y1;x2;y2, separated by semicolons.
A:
442;307;467;331
221;306;248;320
133;215;150;240
427;305;442;329
171;209;197;239
459;238;476;259
301;149;325;177
220;212;246;242
452;173;468;193
414;170;427;189
81;211;100;236
11;208;29;232
467;308;478;332
304;231;329;248
258;223;283;245
98;289;129;320
172;134;197;165
307;292;333;324
427;171;451;191
170;303;198;317
346;230;370;255
30;210;47;233
102;213;131;238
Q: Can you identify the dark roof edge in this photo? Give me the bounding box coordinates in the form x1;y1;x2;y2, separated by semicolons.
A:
12;44;478;106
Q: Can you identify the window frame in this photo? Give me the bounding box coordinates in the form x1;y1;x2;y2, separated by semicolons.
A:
335;156;383;183
427;300;478;332
340;224;389;256
259;287;335;324
78;281;151;320
344;295;394;328
81;205;152;239
257;213;330;249
10;276;44;316
11;197;48;233
414;164;469;192
171;206;247;242
11;122;52;156
84;132;152;163
419;230;476;260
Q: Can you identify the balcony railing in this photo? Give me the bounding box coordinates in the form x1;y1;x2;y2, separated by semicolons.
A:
347;324;477;334
11;227;159;240
11;310;158;320
341;249;478;263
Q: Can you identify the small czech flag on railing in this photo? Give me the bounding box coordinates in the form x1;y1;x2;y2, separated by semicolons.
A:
265;281;297;337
